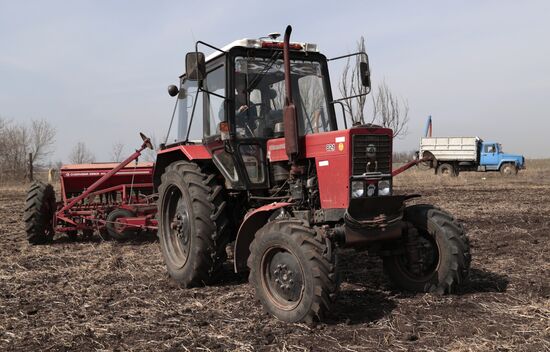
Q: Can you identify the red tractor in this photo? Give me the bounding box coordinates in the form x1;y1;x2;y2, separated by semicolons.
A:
153;26;471;323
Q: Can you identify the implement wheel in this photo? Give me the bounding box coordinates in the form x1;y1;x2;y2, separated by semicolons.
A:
383;205;471;294
24;181;56;244
248;219;339;323
106;208;138;241
157;161;230;287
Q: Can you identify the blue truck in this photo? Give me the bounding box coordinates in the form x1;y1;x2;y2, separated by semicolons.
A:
419;137;526;176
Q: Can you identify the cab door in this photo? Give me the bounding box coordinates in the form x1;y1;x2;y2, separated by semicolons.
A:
201;59;245;188
480;143;499;169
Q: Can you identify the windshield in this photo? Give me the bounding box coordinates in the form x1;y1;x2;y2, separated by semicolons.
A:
234;56;332;138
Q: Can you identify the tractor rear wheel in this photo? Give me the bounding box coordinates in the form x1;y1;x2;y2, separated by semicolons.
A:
106;208;138;240
24;181;56;245
248;219;339;323
157;161;230;287
383;205;470;294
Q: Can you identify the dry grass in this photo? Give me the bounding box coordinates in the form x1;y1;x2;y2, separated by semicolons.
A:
0;161;549;351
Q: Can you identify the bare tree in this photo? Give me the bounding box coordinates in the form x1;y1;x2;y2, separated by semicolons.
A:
338;36;369;124
68;142;95;164
0;117;8;169
0;117;57;181
111;142;125;162
0;118;30;177
371;81;409;138
338;37;409;138
29;119;56;166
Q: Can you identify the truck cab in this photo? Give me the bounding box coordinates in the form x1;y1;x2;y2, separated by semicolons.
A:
479;141;525;173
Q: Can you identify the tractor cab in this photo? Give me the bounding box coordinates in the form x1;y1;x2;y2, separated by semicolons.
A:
164;35;369;191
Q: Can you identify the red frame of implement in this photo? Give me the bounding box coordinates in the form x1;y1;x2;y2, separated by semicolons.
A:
54;138;158;235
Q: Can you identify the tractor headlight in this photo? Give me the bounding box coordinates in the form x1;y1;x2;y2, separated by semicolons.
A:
351;181;364;198
378;180;391;196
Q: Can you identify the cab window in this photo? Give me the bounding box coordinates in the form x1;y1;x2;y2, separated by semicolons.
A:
203;64;226;137
177;79;203;142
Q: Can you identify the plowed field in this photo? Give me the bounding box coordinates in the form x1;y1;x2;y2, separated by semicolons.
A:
1;162;549;351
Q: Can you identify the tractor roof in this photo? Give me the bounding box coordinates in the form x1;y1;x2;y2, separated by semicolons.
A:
205;38;319;63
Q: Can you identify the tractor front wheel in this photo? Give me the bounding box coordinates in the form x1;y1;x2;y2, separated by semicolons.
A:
248;219;339;323
383;205;470;294
157;161;230;287
24;181;56;244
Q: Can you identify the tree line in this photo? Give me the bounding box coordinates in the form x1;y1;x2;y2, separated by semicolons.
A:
0;117;101;182
0;117;56;181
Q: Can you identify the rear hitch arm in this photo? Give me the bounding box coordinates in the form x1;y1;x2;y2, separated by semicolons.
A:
391;156;432;177
56;133;153;216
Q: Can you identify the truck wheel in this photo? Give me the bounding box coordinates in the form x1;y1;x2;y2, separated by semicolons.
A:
437;163;457;177
106;208;138;240
500;163;517;176
158;161;229;287
248;219;339;323
383;205;470;294
24;181;56;245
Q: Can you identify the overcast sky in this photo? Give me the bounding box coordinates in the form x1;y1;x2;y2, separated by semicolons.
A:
1;0;549;162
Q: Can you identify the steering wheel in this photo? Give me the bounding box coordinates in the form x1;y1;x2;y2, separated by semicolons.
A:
237;103;266;137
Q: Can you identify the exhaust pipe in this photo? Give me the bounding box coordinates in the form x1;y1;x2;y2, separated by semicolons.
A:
282;25;299;163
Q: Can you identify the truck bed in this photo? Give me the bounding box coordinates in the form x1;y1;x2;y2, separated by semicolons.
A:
420;137;479;162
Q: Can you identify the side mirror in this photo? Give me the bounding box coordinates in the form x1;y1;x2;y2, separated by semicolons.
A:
359;61;371;88
167;85;179;97
186;52;206;81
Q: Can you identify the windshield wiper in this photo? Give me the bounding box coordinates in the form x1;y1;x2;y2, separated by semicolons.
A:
246;51;282;93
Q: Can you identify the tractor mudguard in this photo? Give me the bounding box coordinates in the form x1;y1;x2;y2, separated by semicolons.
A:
153;145;212;189
233;202;292;272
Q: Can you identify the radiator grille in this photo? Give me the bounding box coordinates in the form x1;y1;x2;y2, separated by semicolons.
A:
352;134;392;175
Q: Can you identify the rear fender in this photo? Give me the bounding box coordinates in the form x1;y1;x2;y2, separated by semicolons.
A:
233;202;292;272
